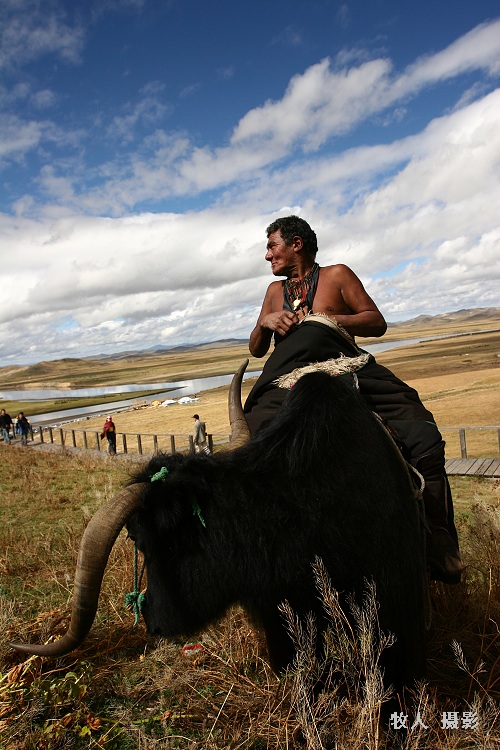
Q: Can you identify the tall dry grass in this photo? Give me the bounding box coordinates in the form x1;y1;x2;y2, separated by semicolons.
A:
0;445;499;749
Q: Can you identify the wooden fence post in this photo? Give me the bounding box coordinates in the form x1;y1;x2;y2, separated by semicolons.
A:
153;435;158;453
95;432;100;450
170;435;175;453
459;428;467;458
208;434;213;453
122;434;128;454
49;427;54;444
137;434;142;455
83;431;88;449
189;435;195;454
71;430;76;448
59;428;64;447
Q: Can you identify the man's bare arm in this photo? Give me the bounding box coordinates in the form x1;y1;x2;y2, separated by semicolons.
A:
331;310;387;338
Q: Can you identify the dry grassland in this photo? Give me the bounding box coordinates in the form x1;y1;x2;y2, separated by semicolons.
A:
1;441;499;748
1;313;499;749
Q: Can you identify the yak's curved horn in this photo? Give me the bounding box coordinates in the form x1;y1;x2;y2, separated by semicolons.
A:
227;359;251;449
10;482;147;658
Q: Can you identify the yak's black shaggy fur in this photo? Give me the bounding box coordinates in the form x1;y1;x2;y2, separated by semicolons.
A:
128;372;426;693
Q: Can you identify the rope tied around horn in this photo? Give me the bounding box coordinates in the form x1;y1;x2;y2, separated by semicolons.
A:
125;463;208;625
124;543;145;626
124;466;168;624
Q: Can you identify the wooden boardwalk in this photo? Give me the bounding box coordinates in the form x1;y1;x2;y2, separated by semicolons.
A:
445;458;500;477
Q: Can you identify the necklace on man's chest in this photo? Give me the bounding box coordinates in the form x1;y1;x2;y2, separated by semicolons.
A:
284;262;320;312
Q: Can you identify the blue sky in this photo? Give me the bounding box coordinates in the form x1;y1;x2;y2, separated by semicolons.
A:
1;0;499;365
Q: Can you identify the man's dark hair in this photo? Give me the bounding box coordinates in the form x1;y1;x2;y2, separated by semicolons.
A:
266;215;318;258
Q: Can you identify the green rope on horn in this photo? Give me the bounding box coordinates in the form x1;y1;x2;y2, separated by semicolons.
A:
151;466;169;483
192;499;206;527
124;543;145;626
151;463;206;527
125;461;207;624
125;465;168;624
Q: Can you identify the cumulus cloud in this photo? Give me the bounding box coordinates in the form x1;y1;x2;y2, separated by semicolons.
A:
0;16;499;364
232;20;500;151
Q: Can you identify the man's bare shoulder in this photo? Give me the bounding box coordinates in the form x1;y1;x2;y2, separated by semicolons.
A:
320;263;355;275
258;278;284;315
319;264;358;284
267;278;283;289
265;279;284;298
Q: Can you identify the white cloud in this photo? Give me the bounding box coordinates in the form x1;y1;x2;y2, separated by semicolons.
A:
34;18;498;216
0;114;46;161
0;19;499;364
0;1;85;71
232;20;500;154
107;82;170;144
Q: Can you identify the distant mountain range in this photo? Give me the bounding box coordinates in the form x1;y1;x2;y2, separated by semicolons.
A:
84;338;249;362
386;306;500;328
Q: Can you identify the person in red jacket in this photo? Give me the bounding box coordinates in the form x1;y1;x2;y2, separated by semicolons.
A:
100;415;117;455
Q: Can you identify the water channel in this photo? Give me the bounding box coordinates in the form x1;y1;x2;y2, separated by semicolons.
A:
0;334;467;427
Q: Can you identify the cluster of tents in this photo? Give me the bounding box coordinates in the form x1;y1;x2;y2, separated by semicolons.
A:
150;396;200;408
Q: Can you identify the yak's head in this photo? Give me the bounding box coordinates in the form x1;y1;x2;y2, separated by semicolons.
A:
123;452;228;638
9;360;251;658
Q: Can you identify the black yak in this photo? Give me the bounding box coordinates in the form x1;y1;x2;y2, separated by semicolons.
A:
10;362;426;694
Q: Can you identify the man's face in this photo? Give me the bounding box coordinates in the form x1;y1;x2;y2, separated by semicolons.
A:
265;230;297;276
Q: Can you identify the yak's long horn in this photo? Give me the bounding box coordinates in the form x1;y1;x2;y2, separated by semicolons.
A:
227;359;251;449
9;483;147;657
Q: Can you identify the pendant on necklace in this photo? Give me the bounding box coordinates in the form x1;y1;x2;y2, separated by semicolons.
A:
293;298;302;311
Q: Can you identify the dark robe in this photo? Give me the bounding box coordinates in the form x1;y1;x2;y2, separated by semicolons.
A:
244;313;462;576
244;317;438;458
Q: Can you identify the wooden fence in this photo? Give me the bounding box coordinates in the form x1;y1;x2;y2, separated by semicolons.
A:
19;423;500;459
30;426;226;455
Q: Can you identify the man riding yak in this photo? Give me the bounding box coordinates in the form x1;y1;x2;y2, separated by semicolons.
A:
244;215;464;585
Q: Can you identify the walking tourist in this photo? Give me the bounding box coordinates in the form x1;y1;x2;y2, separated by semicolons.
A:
0;409;13;443
193;414;210;454
16;412;31;446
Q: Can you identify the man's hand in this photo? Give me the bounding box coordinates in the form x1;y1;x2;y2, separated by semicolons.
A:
261;310;299;336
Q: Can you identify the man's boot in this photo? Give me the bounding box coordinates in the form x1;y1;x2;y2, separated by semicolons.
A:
413;443;465;585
